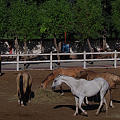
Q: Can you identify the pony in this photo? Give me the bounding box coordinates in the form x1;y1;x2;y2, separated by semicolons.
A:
76;70;120;108
16;70;32;106
41;67;83;89
52;75;110;116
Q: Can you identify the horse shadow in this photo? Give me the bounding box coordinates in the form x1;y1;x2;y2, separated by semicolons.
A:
112;99;120;103
53;104;100;115
53;91;106;115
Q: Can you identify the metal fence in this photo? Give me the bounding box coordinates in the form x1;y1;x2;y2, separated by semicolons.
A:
1;50;120;71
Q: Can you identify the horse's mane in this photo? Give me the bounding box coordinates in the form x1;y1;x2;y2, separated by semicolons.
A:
59;74;79;81
102;72;120;77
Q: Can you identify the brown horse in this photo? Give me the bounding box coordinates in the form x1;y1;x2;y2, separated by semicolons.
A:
16;70;32;106
41;67;83;89
77;70;120;89
76;70;120;108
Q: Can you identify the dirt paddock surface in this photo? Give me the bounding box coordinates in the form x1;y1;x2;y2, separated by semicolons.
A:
1;68;120;120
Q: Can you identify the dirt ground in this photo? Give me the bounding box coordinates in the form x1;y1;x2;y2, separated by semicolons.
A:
1;68;120;120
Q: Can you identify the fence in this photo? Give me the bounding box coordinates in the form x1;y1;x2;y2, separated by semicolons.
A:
1;50;120;71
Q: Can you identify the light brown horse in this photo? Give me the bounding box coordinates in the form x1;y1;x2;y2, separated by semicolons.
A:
76;70;120;108
41;67;83;89
16;70;32;106
77;70;120;89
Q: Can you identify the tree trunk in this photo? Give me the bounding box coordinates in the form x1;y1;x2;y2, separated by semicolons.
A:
54;37;60;65
103;35;107;51
15;37;19;54
102;28;107;51
24;38;28;69
87;38;94;59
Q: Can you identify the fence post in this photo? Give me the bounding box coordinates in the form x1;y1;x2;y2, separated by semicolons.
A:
114;50;117;68
83;51;86;69
50;51;53;70
17;53;19;71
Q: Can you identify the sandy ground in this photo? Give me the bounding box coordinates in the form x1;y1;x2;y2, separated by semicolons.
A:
0;68;120;120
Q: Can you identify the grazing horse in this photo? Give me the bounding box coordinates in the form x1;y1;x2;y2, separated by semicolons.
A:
52;75;110;116
16;70;32;106
76;70;120;108
41;67;83;89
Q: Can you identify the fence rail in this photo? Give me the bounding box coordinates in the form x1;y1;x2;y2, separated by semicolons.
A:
1;50;120;71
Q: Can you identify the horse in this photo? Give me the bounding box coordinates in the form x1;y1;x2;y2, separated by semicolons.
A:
52;75;110;116
41;67;83;89
76;70;120;108
16;70;32;106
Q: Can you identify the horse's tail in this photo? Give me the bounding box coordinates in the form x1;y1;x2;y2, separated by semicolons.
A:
19;74;24;95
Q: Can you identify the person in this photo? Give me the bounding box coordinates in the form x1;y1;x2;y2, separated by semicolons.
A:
61;42;70;60
62;42;70;53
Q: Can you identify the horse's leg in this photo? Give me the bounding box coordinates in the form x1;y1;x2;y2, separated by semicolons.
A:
17;90;21;104
85;97;89;105
96;98;104;115
103;98;108;112
96;90;105;115
109;89;114;108
17;87;21;104
105;89;113;108
28;86;32;103
74;97;79;116
82;97;88;105
79;96;88;116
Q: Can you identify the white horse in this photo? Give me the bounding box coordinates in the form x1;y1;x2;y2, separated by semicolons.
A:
52;75;109;116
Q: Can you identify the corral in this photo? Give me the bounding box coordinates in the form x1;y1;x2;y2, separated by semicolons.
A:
0;68;120;120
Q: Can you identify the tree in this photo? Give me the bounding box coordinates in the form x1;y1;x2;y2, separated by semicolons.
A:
112;0;120;39
6;0;40;54
40;0;74;39
6;0;40;68
39;0;74;62
0;0;7;38
73;0;104;56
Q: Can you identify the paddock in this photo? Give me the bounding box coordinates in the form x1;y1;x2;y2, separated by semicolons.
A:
0;68;120;120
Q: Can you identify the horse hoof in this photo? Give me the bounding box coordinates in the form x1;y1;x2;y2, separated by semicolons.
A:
110;105;115;108
96;112;99;116
21;104;24;107
84;111;88;116
60;93;64;96
73;112;78;116
18;100;20;104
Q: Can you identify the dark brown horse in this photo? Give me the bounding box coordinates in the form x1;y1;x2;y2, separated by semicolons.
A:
41;67;83;89
16;70;32;106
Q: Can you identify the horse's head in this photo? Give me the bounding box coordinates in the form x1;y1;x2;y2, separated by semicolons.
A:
52;75;63;90
113;75;120;84
108;74;120;88
41;72;56;88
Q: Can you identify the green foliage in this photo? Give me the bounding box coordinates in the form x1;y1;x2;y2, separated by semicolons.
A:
7;0;40;40
1;0;120;44
74;0;104;39
0;0;7;38
39;0;74;39
112;0;120;37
